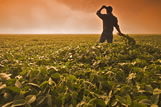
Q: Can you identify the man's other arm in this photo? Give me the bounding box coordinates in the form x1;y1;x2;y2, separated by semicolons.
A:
96;5;106;19
114;17;125;36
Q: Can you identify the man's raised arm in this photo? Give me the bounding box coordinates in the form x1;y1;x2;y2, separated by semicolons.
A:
96;5;106;19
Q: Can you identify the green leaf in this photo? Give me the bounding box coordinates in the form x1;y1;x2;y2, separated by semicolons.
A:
133;101;147;107
52;73;60;79
115;95;127;106
25;103;31;107
30;70;39;78
2;101;14;107
48;66;58;74
151;104;158;107
69;75;77;80
0;73;11;82
150;94;159;104
87;98;97;105
27;83;40;90
153;88;161;95
12;99;25;107
25;95;36;104
65;61;70;67
20;70;28;76
6;86;21;94
48;78;56;86
72;91;78;98
96;56;101;60
127;94;131;105
62;93;70;104
96;99;105;106
138;95;148;100
3;92;12;99
108;90;112;98
127;73;136;80
0;84;6;90
145;85;153;93
76;101;86;107
105;96;110;105
111;100;117;107
72;98;77;106
105;90;112;105
15;80;22;88
139;99;151;105
6;79;16;86
41;68;48;75
36;96;46;106
47;95;52;107
40;81;48;87
107;81;114;86
132;67;140;72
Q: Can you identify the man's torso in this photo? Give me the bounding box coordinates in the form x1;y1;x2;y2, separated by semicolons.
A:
101;13;117;32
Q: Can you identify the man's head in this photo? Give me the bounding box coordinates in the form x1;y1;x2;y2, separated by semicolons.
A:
106;6;113;13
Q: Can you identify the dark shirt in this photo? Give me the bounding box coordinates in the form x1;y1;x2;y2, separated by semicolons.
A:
97;13;119;33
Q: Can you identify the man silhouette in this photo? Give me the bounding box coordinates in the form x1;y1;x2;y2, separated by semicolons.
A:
97;5;124;43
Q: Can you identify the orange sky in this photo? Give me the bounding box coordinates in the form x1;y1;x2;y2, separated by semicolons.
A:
0;0;161;34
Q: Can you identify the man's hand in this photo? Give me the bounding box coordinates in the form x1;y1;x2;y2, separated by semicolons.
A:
102;5;107;8
97;5;107;18
118;32;125;37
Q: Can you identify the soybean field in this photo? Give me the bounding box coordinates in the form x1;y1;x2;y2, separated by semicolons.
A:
0;34;161;107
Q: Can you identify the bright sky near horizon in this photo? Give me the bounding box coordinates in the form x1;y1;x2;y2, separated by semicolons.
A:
0;0;161;34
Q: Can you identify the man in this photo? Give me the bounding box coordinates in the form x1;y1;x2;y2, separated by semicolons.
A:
96;5;124;43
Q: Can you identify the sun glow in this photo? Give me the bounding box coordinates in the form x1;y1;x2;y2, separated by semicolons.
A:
0;0;161;34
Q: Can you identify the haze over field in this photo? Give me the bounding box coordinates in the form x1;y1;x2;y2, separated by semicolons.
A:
0;0;161;34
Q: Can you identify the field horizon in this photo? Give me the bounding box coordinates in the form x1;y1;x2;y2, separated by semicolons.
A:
1;34;161;44
1;33;161;35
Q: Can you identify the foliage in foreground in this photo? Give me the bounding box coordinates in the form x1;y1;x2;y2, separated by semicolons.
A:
0;35;161;107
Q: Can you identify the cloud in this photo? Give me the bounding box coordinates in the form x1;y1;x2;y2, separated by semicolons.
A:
55;0;161;34
0;0;101;34
0;0;161;34
56;0;106;12
56;0;161;11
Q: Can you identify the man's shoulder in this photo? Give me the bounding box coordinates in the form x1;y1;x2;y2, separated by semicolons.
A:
102;14;108;16
111;14;117;19
107;13;117;18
